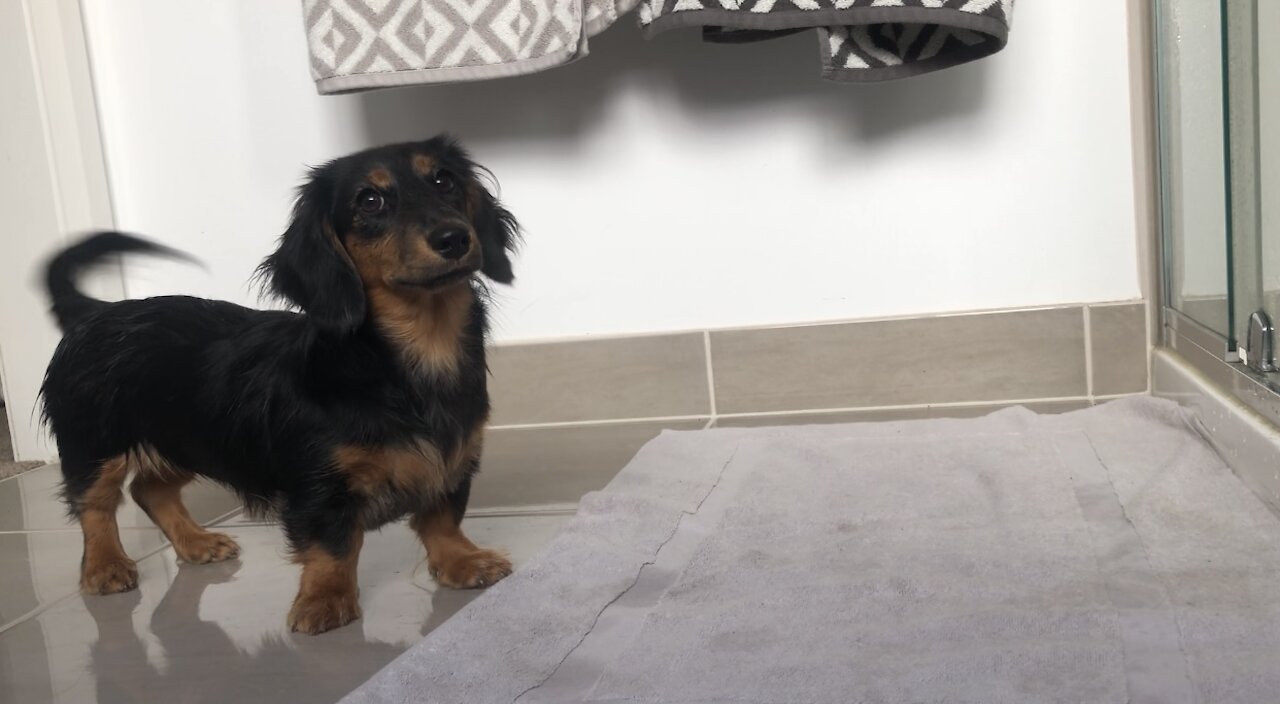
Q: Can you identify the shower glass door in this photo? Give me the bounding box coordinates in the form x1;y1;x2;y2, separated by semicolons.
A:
1222;0;1278;373
1156;0;1231;342
1157;0;1280;407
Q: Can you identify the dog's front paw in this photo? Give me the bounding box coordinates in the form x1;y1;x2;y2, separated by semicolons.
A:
174;531;241;564
430;548;512;589
287;590;362;635
81;557;139;595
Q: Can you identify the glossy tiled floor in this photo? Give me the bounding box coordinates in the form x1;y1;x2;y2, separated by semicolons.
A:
0;400;1110;704
0;461;574;704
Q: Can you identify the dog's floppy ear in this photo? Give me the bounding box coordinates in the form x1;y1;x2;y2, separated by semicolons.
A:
259;169;366;334
470;177;520;285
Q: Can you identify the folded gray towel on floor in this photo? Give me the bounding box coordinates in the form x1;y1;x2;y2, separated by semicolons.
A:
303;0;638;94
642;0;1015;82
343;397;1280;703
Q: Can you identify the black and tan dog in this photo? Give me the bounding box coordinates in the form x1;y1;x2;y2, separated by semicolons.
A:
40;137;519;634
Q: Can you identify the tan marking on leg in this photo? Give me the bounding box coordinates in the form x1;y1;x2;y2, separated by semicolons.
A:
130;471;240;564
412;510;511;590
79;455;138;594
288;531;364;635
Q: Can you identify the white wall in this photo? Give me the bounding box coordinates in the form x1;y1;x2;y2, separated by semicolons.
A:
81;0;1141;342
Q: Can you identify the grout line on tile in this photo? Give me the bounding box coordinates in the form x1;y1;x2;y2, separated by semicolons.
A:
1087;301;1148;309
487;398;1101;430
1084;306;1096;403
203;505;245;528
703;330;718;419
216;503;580;528
1144;301;1155;393
0;603;52;636
0;462;53;486
702;418;716;430
0;537;177;635
492;300;1145;347
715;396;1094;420
0;501;240;631
0;528;138;535
1094;393;1144;402
467;503;580;518
489;415;711;431
215;500;584;522
0;506;242;536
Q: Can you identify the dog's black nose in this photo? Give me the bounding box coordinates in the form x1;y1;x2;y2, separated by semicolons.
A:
428;228;470;260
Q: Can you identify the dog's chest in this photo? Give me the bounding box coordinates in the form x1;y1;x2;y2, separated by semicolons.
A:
336;430;477;527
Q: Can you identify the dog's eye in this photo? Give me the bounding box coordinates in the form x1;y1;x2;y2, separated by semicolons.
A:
433;171;457;194
356;189;385;214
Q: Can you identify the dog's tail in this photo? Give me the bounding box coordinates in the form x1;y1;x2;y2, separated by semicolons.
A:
45;231;196;331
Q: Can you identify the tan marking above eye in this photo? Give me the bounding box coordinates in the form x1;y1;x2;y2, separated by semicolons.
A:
411;154;435;176
367;168;394;189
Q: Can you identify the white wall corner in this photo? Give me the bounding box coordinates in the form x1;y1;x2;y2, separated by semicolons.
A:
1125;0;1159;392
0;0;118;461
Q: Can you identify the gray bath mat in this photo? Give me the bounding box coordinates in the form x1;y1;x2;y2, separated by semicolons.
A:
344;397;1280;703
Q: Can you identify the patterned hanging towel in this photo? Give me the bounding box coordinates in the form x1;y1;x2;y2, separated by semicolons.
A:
302;0;639;94
641;0;1015;82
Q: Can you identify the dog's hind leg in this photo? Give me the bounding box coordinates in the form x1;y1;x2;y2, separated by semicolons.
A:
71;455;139;594
128;456;240;565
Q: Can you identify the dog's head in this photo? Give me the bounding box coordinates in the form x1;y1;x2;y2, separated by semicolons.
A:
260;137;519;334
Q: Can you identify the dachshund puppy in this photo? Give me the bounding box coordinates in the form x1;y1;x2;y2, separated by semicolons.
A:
40;137;519;634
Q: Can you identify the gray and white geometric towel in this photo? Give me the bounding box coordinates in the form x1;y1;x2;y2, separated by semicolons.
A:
644;0;1015;82
302;0;1013;93
303;0;638;94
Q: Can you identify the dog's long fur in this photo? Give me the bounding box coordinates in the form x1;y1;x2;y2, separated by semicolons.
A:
40;137;520;634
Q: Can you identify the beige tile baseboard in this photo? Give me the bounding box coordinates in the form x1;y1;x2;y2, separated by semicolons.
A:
710;307;1088;413
489;301;1149;428
1088;302;1149;395
476;301;1149;508
487;333;710;426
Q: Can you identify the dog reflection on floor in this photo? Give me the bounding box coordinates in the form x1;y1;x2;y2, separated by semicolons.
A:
77;559;474;703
